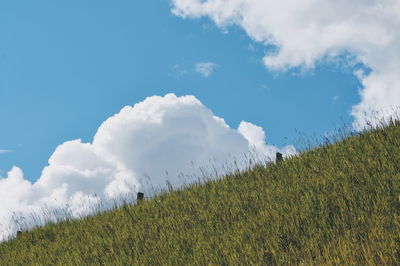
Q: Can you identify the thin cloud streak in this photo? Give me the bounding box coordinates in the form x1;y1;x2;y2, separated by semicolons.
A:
195;62;218;77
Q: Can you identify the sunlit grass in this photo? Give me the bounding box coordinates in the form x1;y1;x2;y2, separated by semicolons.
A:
0;120;399;264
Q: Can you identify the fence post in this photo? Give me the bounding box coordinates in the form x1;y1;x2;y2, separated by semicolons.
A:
137;192;144;203
264;252;276;265
276;152;283;163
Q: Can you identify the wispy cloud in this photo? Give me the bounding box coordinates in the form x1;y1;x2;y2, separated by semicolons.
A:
0;149;11;154
171;64;189;77
195;62;218;77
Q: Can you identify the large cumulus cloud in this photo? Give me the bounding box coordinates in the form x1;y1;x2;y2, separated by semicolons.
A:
171;0;400;128
0;94;295;241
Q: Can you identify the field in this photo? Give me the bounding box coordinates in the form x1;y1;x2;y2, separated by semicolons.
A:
0;121;399;264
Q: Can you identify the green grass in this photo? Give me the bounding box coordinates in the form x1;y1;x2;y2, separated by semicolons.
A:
1;121;400;265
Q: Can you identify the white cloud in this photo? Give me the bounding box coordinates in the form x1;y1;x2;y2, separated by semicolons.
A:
0;93;295;241
171;0;400;128
0;149;11;154
195;62;218;77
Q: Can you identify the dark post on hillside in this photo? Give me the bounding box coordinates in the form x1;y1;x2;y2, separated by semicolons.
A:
276;152;283;163
137;192;144;203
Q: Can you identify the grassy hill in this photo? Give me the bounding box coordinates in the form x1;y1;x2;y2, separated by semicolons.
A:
0;122;399;264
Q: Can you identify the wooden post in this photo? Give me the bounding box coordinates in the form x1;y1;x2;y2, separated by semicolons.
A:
137;192;144;203
276;152;283;163
264;252;276;265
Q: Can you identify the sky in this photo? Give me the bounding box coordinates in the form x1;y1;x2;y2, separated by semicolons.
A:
0;0;399;239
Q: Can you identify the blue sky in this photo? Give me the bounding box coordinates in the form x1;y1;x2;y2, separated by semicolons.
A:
1;0;399;240
0;0;371;182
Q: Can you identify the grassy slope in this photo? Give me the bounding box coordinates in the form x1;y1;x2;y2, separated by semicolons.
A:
0;122;399;265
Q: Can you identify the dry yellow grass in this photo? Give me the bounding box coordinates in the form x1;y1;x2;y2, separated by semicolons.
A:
0;121;399;264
